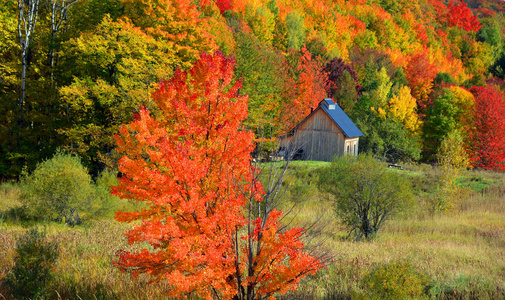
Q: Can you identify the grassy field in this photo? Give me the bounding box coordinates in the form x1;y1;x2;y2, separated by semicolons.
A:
1;162;504;299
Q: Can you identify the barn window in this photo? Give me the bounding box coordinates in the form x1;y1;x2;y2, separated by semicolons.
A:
347;144;350;154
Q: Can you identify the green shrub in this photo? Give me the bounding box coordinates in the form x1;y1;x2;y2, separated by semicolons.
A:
20;151;97;224
5;227;59;299
94;169;121;218
318;154;414;240
356;261;430;300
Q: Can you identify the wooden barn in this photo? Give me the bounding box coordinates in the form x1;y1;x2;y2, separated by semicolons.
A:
278;98;363;161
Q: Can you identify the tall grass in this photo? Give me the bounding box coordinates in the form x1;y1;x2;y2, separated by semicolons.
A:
0;221;177;299
280;162;505;299
0;162;504;299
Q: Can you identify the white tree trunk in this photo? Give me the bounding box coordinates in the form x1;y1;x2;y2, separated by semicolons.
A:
18;0;40;127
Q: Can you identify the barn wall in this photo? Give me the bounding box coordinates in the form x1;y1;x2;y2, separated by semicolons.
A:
277;109;361;161
278;135;293;149
292;109;346;161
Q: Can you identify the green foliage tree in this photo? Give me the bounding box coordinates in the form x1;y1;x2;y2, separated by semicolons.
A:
334;70;360;111
352;67;421;162
286;10;305;50
476;14;503;57
354;111;421;162
5;227;59;300
422;88;462;160
67;0;123;34
323;57;360;112
350;48;398;93
489;51;505;79
57;16;174;172
19;151;97;224
94;169;122;218
318;154;413;240
0;0;24;177
433;72;457;85
233;30;292;141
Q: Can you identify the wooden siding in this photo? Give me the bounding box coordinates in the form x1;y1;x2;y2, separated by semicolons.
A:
278;108;360;161
293;109;346;161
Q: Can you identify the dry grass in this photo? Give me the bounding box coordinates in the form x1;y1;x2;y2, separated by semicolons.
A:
0;221;177;299
280;163;505;299
0;163;504;299
0;183;21;211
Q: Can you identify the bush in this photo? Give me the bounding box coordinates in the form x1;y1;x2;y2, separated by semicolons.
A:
318;154;414;240
357;261;430;300
94;169;122;218
5;227;59;299
20;151;97;225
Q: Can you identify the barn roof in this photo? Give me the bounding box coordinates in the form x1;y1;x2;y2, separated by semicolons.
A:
320;99;363;138
282;98;363;139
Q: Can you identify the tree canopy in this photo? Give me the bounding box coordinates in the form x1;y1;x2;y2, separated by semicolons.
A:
1;0;505;175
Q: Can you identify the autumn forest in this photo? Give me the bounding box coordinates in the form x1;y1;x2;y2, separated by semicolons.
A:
1;0;505;177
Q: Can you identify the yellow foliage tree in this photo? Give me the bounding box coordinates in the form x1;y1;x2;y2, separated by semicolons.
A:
449;86;474;129
245;5;276;44
122;0;216;68
434;130;469;212
387;86;421;135
370;67;392;118
58;16;175;170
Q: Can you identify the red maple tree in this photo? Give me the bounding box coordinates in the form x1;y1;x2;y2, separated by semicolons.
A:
215;0;233;13
447;0;482;32
469;86;505;171
113;52;323;299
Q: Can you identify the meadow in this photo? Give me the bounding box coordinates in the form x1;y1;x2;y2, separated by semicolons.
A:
0;161;504;299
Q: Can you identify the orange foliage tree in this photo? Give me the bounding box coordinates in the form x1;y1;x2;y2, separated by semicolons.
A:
122;0;216;67
281;46;327;131
113;52;322;299
405;47;438;111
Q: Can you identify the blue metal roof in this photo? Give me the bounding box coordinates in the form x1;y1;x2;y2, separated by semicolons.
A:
320;99;363;138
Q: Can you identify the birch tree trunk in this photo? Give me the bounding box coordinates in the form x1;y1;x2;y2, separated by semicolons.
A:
17;0;40;127
45;0;79;80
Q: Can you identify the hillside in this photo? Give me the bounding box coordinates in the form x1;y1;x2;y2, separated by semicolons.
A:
1;0;505;177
